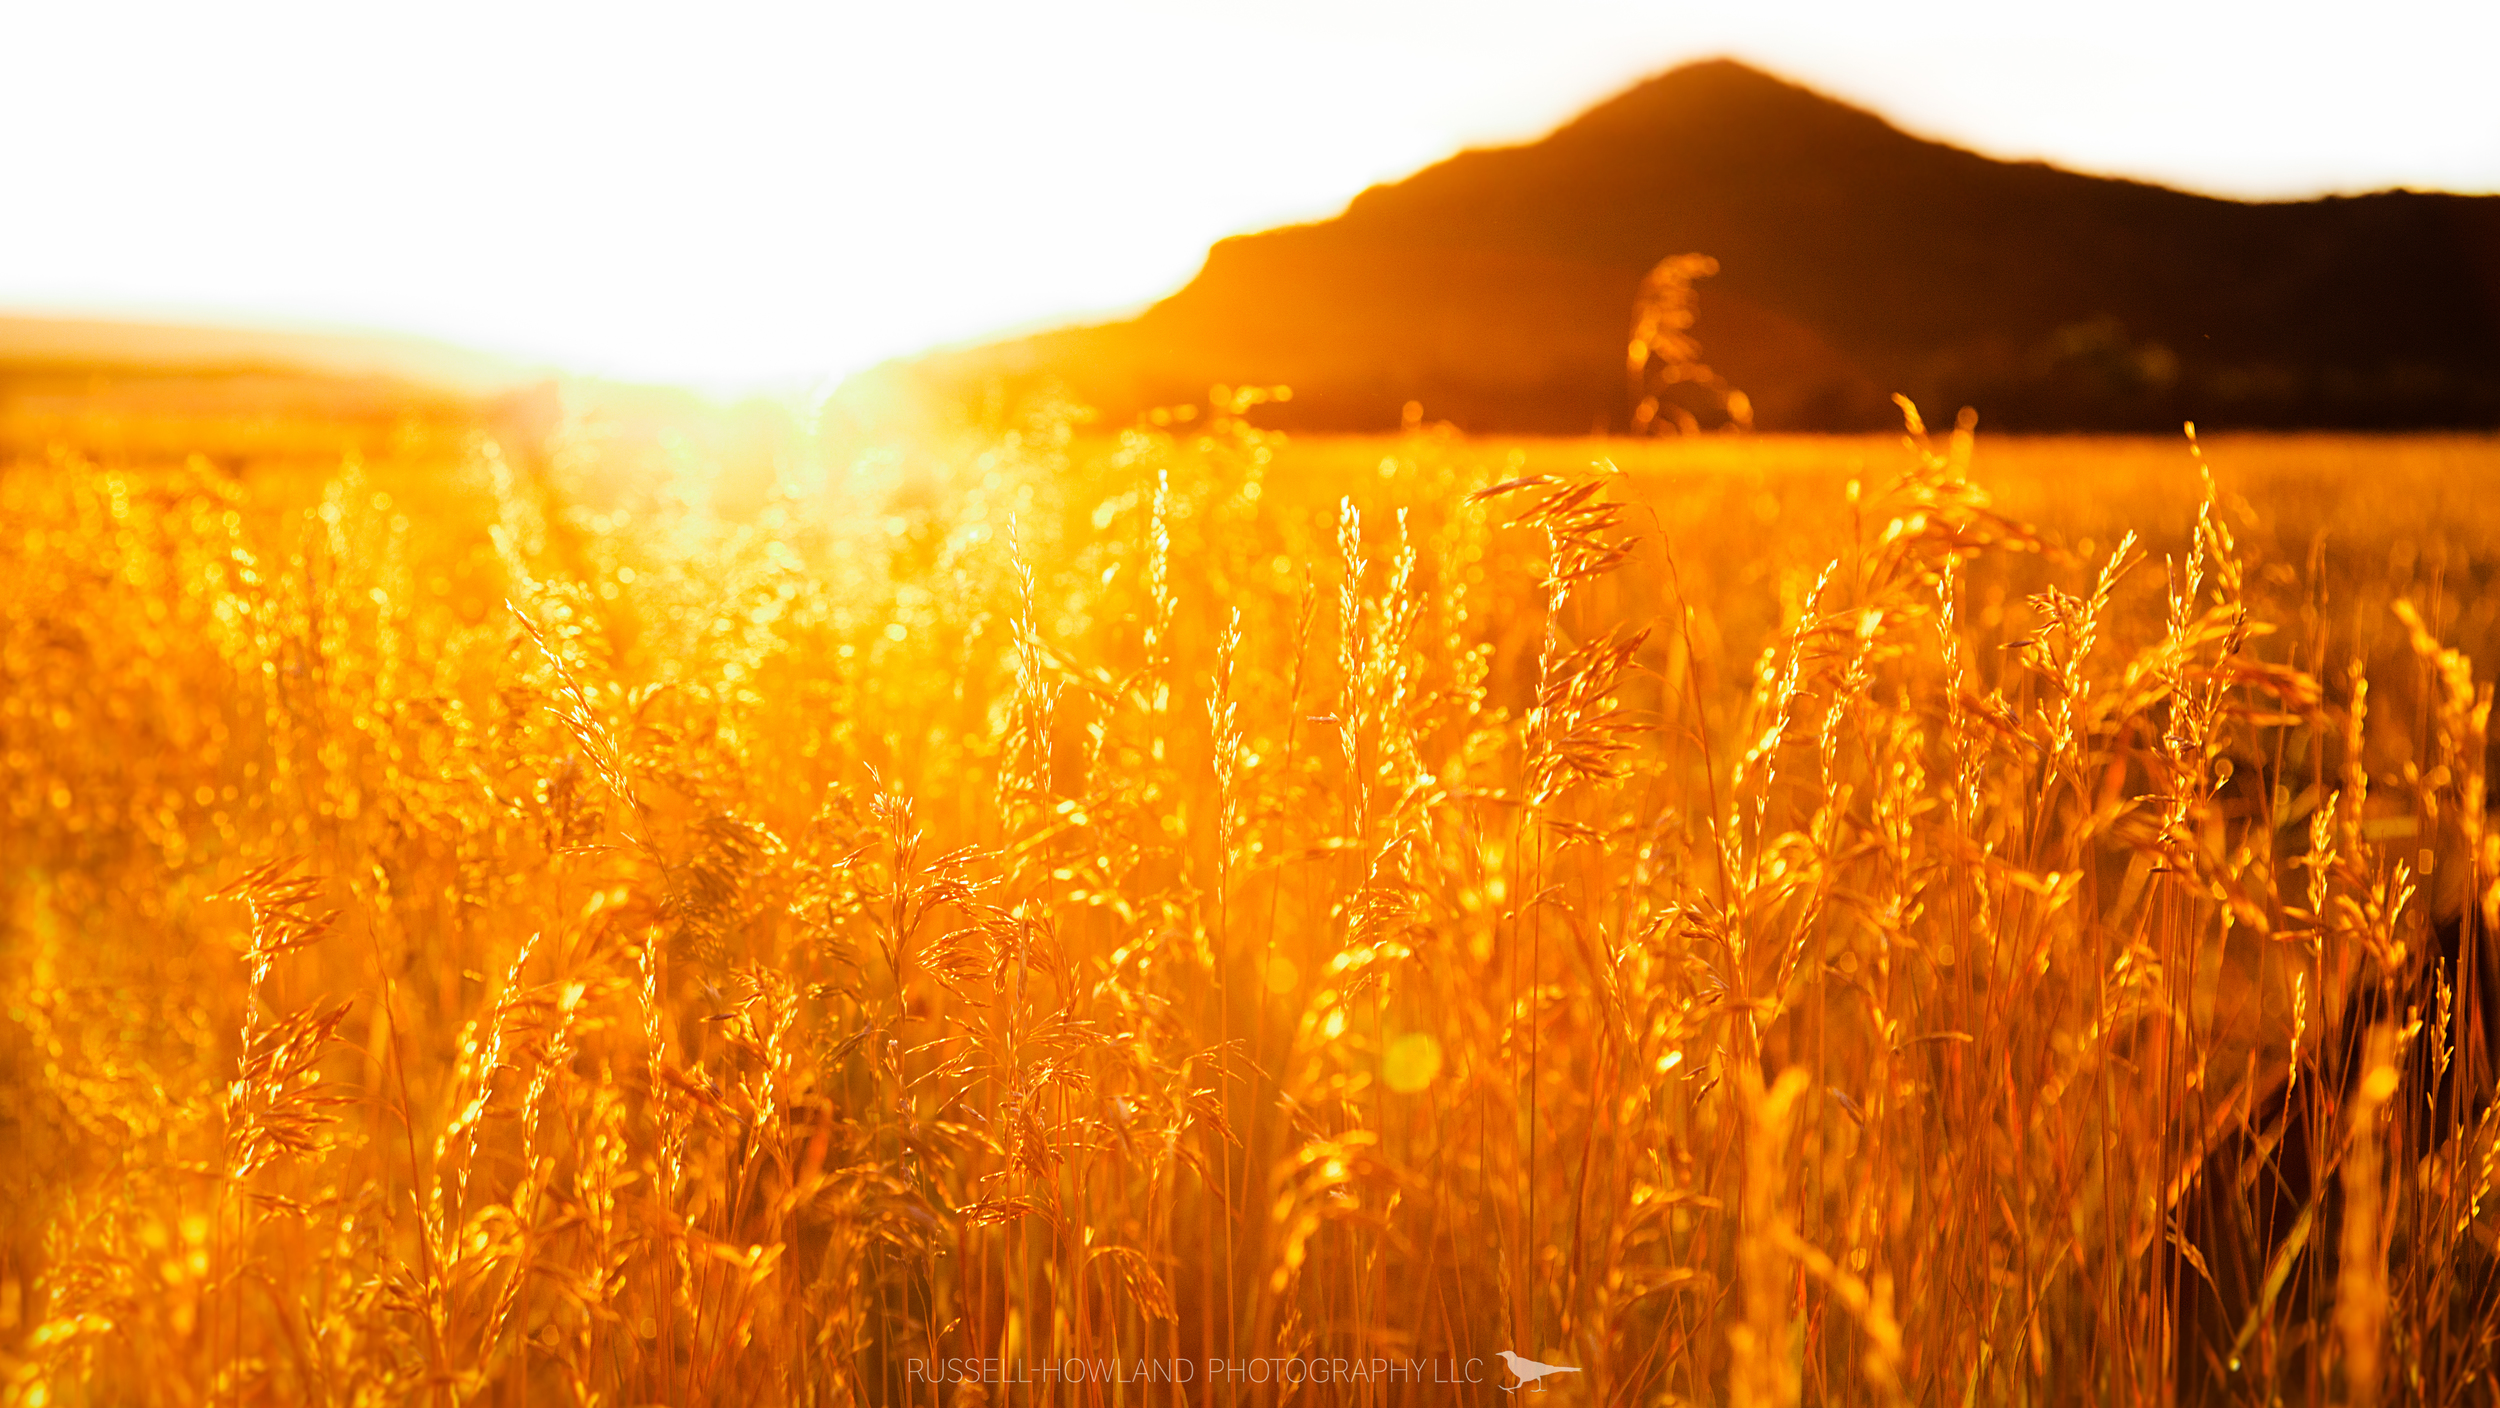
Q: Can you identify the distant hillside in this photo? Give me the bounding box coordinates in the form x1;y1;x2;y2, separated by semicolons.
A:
853;60;2500;433
0;314;554;462
0;315;533;394
0;317;817;513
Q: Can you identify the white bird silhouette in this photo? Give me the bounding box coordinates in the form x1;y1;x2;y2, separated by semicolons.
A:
1496;1350;1581;1392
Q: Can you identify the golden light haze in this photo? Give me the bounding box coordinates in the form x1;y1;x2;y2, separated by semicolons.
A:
4;0;2496;391
8;5;2500;1398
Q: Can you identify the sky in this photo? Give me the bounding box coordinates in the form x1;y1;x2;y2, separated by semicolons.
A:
5;0;2497;392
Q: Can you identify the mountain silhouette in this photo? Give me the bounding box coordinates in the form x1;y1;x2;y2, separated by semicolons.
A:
855;59;2500;433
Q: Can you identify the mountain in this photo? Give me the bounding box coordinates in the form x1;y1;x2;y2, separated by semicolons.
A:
851;60;2500;434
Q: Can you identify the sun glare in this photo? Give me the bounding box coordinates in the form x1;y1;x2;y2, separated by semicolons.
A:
7;3;2500;1401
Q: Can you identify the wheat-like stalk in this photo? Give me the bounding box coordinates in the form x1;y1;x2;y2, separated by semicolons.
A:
9;393;2500;1406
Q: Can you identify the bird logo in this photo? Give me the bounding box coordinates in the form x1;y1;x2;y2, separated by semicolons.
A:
1495;1350;1581;1392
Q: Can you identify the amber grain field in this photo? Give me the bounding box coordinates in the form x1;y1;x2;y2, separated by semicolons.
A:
6;395;2500;1406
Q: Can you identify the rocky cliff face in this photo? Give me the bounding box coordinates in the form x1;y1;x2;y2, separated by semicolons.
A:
858;60;2500;433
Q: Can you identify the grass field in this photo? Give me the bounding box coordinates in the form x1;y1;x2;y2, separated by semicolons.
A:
4;389;2500;1405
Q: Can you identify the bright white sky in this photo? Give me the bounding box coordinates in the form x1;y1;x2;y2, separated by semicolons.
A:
5;0;2496;392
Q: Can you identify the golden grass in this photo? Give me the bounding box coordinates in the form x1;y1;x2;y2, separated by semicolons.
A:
4;392;2500;1405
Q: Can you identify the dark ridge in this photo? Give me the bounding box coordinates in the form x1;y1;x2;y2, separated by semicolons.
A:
851;59;2500;433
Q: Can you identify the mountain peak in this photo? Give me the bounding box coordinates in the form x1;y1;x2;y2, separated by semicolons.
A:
1562;56;1840;128
864;64;2500;433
